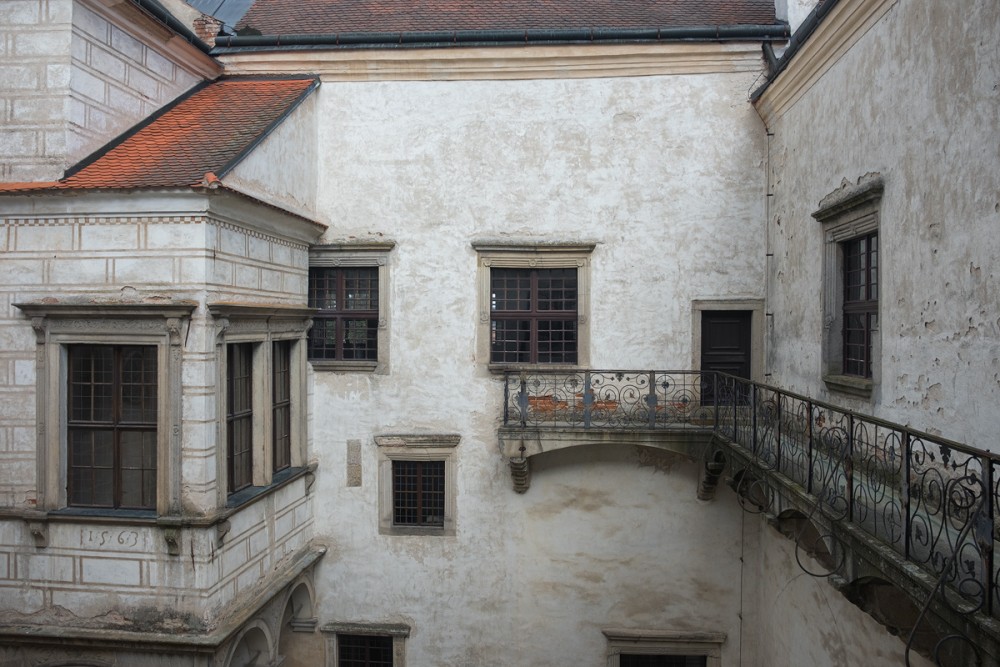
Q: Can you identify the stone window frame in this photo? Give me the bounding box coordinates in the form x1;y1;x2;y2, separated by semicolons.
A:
473;241;595;372
15;302;194;516
812;175;883;399
322;622;410;667
309;242;394;374
211;305;313;508
603;629;726;667
375;434;459;537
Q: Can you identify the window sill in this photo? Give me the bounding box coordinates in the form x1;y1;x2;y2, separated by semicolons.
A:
381;524;454;537
226;465;311;510
310;359;378;372
48;507;157;522
823;374;873;398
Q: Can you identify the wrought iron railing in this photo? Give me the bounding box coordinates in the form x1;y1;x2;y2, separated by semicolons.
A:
503;370;999;639
503;370;716;429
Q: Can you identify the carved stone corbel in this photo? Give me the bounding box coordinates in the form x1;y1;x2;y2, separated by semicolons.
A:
216;519;232;547
697;450;727;501
27;521;48;548
163;527;181;556
510;457;530;493
289;616;319;633
214;317;230;345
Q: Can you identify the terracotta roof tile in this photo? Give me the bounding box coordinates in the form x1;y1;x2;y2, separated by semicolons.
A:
238;0;778;35
0;76;317;193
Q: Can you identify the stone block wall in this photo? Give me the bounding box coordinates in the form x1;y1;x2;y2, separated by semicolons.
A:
0;0;73;182
0;476;312;624
0;0;212;183
68;0;204;170
0;202;315;626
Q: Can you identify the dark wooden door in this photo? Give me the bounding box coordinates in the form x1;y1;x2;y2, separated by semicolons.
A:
701;310;751;403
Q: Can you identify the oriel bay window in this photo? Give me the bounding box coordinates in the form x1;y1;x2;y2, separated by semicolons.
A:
68;344;158;509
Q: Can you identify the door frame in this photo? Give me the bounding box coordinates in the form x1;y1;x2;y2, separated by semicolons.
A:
691;299;765;382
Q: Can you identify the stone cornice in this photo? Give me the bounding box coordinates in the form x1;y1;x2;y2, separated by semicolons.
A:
753;0;899;125
219;42;767;82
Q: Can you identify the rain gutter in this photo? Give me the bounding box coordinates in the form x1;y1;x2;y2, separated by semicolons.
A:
212;24;789;53
750;0;842;101
133;0;214;54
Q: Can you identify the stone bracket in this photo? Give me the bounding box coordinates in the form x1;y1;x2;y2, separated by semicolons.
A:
27;520;48;548
163;527;181;556
510;457;530;494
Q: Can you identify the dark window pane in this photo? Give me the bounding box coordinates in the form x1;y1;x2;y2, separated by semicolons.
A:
339;634;393;667
227;343;254;493
67;346;157;509
842;232;878;377
490;267;578;364
392;460;445;527
272;341;292;472
309;267;379;361
620;656;707;667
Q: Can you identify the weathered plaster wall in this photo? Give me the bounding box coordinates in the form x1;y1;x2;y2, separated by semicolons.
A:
776;0;822;33
309;70;767;665
227;92;319;218
763;0;1000;449
745;515;934;667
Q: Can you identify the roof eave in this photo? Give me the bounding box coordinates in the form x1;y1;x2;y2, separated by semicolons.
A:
212;23;789;53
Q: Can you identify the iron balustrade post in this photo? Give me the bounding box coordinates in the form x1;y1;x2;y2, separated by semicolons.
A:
751;383;759;461
806;399;814;495
583;370;592;429
647;371;657;428
847;413;855;523
503;373;510;425
983;454;995;617
775;391;783;474
517;373;528;428
732;376;738;444
903;429;911;560
712;372;719;432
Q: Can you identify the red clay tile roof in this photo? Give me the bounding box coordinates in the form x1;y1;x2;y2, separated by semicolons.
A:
237;0;778;35
0;76;317;193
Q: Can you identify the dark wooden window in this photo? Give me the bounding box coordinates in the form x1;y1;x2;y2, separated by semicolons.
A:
392;460;445;527
227;343;254;493
272;340;292;472
620;656;707;667
843;232;878;377
309;267;378;361
67;345;157;509
490;267;577;364
338;634;393;667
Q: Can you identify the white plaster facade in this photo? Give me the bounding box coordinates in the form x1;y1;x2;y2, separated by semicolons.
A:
0;0;996;666
758;0;1000;449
